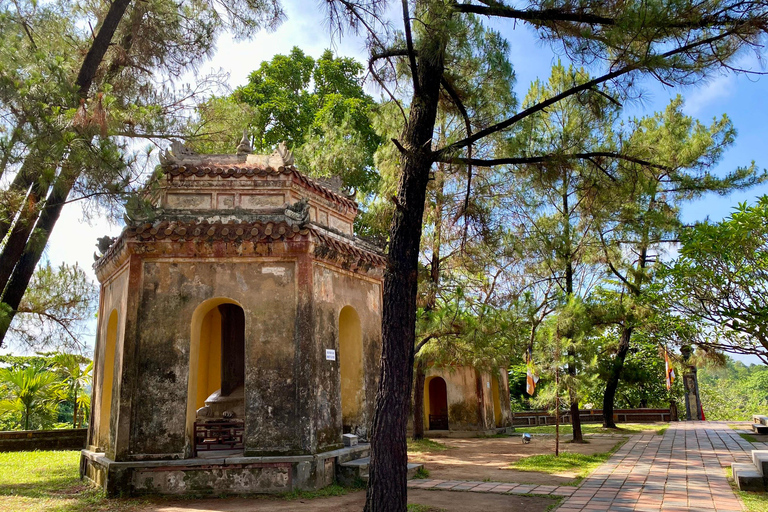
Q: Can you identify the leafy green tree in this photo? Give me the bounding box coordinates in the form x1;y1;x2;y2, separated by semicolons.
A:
323;0;768;506
698;356;768;420
0;0;285;347
4;262;96;351
593;98;761;426
191;47;382;193
52;353;92;428
662;196;768;362
0;362;59;430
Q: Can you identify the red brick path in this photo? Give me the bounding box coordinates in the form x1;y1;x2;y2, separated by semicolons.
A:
556;421;749;511
407;422;753;511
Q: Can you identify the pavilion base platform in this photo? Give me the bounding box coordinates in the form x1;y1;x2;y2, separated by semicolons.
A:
80;443;370;497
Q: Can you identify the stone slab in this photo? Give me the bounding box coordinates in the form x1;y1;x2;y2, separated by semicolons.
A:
733;462;766;492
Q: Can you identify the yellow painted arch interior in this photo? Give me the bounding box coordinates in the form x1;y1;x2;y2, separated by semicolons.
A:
98;309;118;449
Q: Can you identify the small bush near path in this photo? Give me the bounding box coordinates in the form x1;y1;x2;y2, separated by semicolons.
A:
516;423;667;436
407;438;448;454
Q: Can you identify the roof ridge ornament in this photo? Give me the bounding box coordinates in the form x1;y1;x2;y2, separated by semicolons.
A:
236;129;253;155
268;141;294;168
160;140;199;166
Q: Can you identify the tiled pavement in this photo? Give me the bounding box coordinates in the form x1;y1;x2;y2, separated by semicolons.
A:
408;421;756;511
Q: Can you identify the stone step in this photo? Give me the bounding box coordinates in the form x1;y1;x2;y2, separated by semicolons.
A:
753;424;768;434
754;415;768;426
752;450;768;476
337;457;424;484
734;462;766;492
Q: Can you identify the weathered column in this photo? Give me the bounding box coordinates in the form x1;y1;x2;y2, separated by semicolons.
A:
681;345;702;421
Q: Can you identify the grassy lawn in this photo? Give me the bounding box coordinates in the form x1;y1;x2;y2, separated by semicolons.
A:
511;439;626;485
726;467;768;512
407;438;448;454
0;450;365;512
0;450;148;512
516;423;668;436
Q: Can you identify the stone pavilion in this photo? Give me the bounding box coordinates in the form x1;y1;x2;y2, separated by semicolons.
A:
81;138;385;495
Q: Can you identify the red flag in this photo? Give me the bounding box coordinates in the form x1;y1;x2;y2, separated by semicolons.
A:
526;347;539;395
665;348;675;390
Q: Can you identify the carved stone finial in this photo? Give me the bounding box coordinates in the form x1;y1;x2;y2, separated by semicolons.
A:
236;129;253;155
160;140;198;165
267;141;294;168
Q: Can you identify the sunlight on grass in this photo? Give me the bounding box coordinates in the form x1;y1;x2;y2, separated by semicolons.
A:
727;467;768;512
0;450;146;512
407;438;448;454
407;504;445;512
517;423;667;436
512;452;611;479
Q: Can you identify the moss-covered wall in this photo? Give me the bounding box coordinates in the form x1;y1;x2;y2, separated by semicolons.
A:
312;263;382;449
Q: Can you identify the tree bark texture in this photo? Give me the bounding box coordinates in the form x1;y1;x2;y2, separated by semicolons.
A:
412;359;426;440
364;47;445;512
602;325;633;428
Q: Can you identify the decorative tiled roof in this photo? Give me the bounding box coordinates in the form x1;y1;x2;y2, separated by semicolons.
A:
94;219;386;272
164;164;358;211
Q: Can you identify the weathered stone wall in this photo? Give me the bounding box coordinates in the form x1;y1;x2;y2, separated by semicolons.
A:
312;262;382;450
89;261;130;455
0;429;87;452
124;255;301;459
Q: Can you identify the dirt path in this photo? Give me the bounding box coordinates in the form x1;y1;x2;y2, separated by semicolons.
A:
146;489;555;512
409;435;625;484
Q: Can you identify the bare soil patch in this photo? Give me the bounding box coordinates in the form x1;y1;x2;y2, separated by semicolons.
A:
409;435;624;485
146;489;555;512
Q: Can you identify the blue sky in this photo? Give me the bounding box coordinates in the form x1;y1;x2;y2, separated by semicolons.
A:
30;0;768;361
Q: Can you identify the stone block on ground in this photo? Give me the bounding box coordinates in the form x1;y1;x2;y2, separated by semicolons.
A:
733;462;766;492
754;424;768;434
752;450;768;476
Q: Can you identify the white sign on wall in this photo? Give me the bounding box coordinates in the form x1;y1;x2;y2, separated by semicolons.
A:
326;349;336;361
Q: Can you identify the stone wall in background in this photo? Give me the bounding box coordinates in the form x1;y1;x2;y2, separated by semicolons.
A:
0;428;87;451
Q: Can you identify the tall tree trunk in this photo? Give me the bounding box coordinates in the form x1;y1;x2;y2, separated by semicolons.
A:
561;184;583;442
0;0;133;348
364;42;445;512
412;359;426;440
0;177;51;293
0;178;73;345
602;325;633;428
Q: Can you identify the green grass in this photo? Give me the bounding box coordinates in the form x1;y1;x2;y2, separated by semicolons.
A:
726;467;768;511
407;504;445;512
407;438;448;454
740;432;760;443
0;450;147;512
413;466;430;479
511;439;627;483
0;450;364;511
517;423;668;436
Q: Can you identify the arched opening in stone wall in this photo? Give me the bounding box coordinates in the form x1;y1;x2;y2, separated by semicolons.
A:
427;376;449;430
339;306;363;433
98;309;118;449
186;298;246;454
492;374;503;428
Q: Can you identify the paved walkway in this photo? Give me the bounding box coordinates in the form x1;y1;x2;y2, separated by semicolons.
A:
409;422;755;511
556;421;750;511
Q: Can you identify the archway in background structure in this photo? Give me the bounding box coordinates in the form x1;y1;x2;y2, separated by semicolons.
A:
339;306;363;433
492;375;502;428
186;298;245;450
427;377;449;430
98;309;118;449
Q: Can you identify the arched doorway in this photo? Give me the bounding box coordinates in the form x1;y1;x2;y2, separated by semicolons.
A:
186;298;245;454
97;309;118;449
492;375;503;428
427;377;449;430
339;306;363;433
